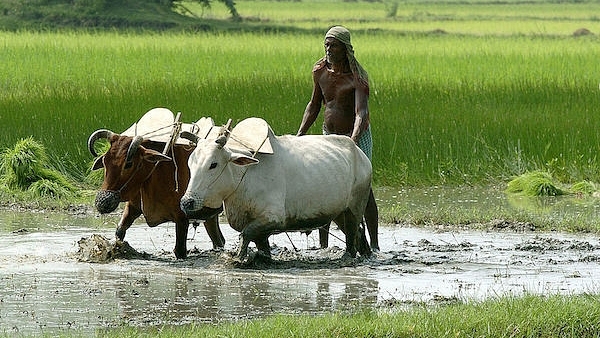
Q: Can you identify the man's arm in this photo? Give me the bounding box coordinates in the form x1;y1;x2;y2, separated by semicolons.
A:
297;73;324;136
350;84;369;143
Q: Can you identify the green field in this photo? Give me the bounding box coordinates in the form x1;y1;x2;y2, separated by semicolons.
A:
1;0;600;189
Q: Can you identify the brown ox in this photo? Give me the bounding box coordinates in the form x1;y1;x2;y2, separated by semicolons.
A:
88;130;224;259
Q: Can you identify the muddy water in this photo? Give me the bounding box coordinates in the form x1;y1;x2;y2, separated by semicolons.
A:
2;188;600;336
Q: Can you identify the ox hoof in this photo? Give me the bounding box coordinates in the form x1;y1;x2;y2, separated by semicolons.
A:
341;251;357;260
232;250;273;268
115;229;126;241
174;248;187;259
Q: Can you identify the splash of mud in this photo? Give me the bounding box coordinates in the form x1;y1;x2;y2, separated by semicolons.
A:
77;234;147;262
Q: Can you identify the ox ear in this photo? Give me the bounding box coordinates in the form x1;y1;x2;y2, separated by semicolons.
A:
142;149;172;163
230;153;259;167
91;156;104;171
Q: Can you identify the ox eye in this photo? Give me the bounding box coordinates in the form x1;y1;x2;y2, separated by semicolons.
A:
209;162;218;170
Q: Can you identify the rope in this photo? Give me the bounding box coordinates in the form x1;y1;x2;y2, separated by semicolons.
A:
322;226;346;244
286;232;298;252
225;131;268;159
128;115;184;192
129;124;178;139
169;140;181;192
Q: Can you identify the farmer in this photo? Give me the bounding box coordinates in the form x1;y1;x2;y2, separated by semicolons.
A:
296;25;379;251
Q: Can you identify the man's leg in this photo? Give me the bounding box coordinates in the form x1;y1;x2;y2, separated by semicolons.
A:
356;126;378;250
364;187;379;251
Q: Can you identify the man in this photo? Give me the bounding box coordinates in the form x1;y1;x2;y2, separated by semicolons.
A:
297;25;379;251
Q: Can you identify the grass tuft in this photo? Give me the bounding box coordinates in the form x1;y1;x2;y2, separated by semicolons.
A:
0;137;76;197
506;171;566;196
0;136;49;189
570;180;597;195
28;178;74;199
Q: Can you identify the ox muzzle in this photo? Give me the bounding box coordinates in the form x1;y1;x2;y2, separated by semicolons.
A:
95;190;121;214
180;196;223;220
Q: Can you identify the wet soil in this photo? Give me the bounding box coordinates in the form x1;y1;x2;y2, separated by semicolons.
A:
2;205;600;336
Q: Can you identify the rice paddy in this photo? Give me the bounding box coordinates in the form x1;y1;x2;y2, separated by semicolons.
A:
1;0;600;188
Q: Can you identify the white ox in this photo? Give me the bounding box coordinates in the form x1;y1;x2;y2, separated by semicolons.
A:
180;125;372;261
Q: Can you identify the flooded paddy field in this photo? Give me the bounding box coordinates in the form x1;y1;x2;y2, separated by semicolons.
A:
2;187;600;336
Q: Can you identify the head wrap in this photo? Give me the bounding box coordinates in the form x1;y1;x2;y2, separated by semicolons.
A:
319;25;369;89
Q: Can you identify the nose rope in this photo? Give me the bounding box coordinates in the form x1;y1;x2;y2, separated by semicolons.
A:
193;158;230;205
116;163;141;193
223;165;249;202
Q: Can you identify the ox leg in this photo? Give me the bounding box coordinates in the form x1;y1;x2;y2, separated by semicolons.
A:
334;212;357;258
116;202;142;241
254;237;272;259
364;188;380;251
236;222;274;261
204;215;225;249
357;220;372;257
236;233;252;261
318;223;330;249
334;211;372;258
174;218;189;259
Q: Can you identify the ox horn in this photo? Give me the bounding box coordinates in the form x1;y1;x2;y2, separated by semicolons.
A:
218;119;232;139
124;136;144;169
88;129;115;157
215;135;228;148
180;131;199;144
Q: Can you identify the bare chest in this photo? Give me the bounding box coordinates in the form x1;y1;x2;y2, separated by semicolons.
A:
318;71;355;102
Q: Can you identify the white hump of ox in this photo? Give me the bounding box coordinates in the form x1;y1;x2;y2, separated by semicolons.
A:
226;117;274;154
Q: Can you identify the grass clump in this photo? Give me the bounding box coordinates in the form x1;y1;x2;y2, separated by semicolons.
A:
570;180;597;195
506;171;566;196
102;294;600;337
28;178;74;199
0;137;76;199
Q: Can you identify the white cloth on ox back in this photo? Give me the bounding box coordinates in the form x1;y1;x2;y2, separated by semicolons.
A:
226;117;274;155
121;107;219;145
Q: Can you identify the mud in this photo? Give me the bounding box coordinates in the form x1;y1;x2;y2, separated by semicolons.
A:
2;205;600;336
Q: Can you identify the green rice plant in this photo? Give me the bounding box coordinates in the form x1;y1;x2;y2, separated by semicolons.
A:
28;178;74;199
0;137;76;197
0;136;50;189
506;171;565;196
571;180;597;195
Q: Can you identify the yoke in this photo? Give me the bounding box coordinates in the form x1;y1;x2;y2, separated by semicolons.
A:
121;107;219;149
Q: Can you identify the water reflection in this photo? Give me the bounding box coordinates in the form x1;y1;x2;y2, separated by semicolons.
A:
375;185;600;223
113;267;379;327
